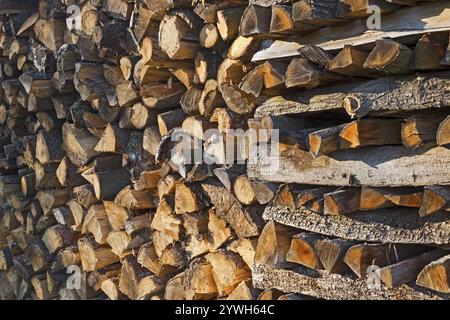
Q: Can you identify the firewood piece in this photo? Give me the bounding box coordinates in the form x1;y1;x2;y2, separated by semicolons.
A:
205;251;251;297
292;0;347;26
314;238;355;274
263;60;287;89
101;278;126;300
360;186;423;211
402;115;446;149
164;272;186;300
340;0;399;16
199;23;220;48
416;254;450;293
226;280;260;300
240;64;265;97
35;131;64;164
413;33;449;71
286;58;345;89
137;242;177;277
175;182;202;214
34;162;60;190
379;249;448;288
327;45;381;78
94;123;130;154
134;170;161;192
36;188;69;216
201;181;263;238
239;4;271;36
269;4;295;34
296;187;334;213
217;7;245;41
78;236;119;272
419;185;450;217
106;230;148;258
103;201;130;231
258;288;284;300
184;258;218;300
323;188;361;216
151;197;182;241
115;187;155;210
180;87;202;116
344;243;429;278
227;36;261;60
19;71;55;97
254;221;297;268
363;39;413;75
339;119;403;149
138;275;165;299
286;232;323;270
31;274;59;300
56;245;80;268
207;209;232;251
158;12;200;59
308;124;346;157
62;123;100;167
213;165;245;192
53;206;75;227
436;115;450;146
157;109;187;137
25;239;52;272
273;184;299;210
73;184;99;209
233;175;257;205
86;168;131;201
220;83;256;115
143;126;162;156
42;224;73;254
249;180;278;205
221;58;254;88
0;246;13;271
82;204;112;245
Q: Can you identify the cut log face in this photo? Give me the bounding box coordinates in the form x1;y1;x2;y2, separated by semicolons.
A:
286;232;323;270
254;221;298;268
416;254;450;294
379;249;448;288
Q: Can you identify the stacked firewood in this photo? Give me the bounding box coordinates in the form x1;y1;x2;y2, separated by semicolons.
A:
1;0;450;300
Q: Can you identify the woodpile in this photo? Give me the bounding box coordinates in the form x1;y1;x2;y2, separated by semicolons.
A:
0;0;450;301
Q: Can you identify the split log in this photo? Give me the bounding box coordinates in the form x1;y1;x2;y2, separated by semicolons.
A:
379;249;448;288
344;243;429;278
402;115;446;149
363;39;413;75
416;255;450;293
254;221;297;268
205;251;251;297
286;232;323;270
360;186;423;211
419;185;450;217
78;236;119;272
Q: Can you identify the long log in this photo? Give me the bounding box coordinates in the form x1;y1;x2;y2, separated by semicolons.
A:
252;264;448;300
248;145;450;187
262;205;450;245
